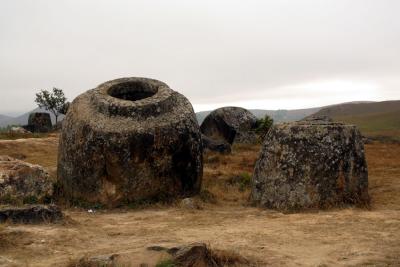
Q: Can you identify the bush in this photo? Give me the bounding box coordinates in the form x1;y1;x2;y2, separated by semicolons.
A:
256;115;273;139
227;172;252;192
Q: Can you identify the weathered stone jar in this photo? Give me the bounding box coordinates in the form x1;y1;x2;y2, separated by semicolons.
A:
200;107;258;144
27;112;52;132
57;77;202;206
251;118;369;211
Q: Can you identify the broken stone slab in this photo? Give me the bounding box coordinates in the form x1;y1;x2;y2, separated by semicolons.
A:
0;204;63;224
0;155;53;205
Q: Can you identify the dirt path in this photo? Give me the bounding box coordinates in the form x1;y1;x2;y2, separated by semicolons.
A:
0;139;399;266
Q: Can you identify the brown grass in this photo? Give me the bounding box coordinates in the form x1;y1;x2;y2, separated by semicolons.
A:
202;144;260;204
0;135;59;179
0;137;399;266
0;131;50;140
211;248;250;266
365;142;400;210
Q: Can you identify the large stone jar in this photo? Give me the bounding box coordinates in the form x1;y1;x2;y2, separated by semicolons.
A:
27;112;52;132
57;77;203;206
251;118;369;211
200;107;258;144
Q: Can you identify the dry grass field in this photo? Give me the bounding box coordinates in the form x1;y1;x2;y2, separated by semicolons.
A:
0;137;399;266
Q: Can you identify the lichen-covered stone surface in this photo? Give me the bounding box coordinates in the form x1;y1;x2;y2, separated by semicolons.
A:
0;155;53;204
27;112;52;132
200;107;258;144
57;77;203;207
251;118;369;211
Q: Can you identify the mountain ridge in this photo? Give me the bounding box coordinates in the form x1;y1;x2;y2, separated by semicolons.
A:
0;108;64;127
311;100;400;140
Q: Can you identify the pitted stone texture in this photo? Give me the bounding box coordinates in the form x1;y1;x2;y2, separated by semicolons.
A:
57;77;203;207
0;156;53;204
27;112;52;132
200;107;258;144
251;120;369;211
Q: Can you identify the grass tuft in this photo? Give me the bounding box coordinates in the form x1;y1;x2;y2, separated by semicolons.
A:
155;259;175;267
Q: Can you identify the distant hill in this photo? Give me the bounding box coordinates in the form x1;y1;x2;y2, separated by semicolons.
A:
196;107;322;125
311;100;400;140
0;108;64;127
0;114;12;123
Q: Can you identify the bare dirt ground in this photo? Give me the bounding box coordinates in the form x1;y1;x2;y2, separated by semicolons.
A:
0;137;399;266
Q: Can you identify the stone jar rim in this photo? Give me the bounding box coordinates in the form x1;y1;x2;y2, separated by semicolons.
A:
91;77;174;118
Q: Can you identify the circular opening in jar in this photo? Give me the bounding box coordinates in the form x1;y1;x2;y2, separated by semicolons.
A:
108;81;158;101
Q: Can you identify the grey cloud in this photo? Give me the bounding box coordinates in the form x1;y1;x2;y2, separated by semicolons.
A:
0;0;399;114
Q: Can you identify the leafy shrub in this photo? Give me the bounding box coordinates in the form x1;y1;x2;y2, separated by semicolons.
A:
227;172;252;192
255;115;273;139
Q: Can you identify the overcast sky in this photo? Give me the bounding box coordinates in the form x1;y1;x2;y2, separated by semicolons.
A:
1;0;399;116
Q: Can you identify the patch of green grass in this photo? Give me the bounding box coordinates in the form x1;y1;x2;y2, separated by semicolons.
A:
0;193;22;205
227;172;252;192
23;195;39;204
204;154;221;164
333;111;400;140
156;259;175;267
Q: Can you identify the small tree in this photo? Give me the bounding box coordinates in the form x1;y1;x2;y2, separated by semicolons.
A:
256;114;274;139
35;87;69;125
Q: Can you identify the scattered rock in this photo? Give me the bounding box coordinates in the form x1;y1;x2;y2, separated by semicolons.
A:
0;155;53;204
200;107;258;145
172;243;219;267
57;77;203;207
201;134;231;154
251;119;370;211
150;243;250;266
0;204;63;223
147;245;180;255
73;253;120;267
9;126;30;134
26;112;52;133
87;254;119;266
147;245;169;252
180;197;201;210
